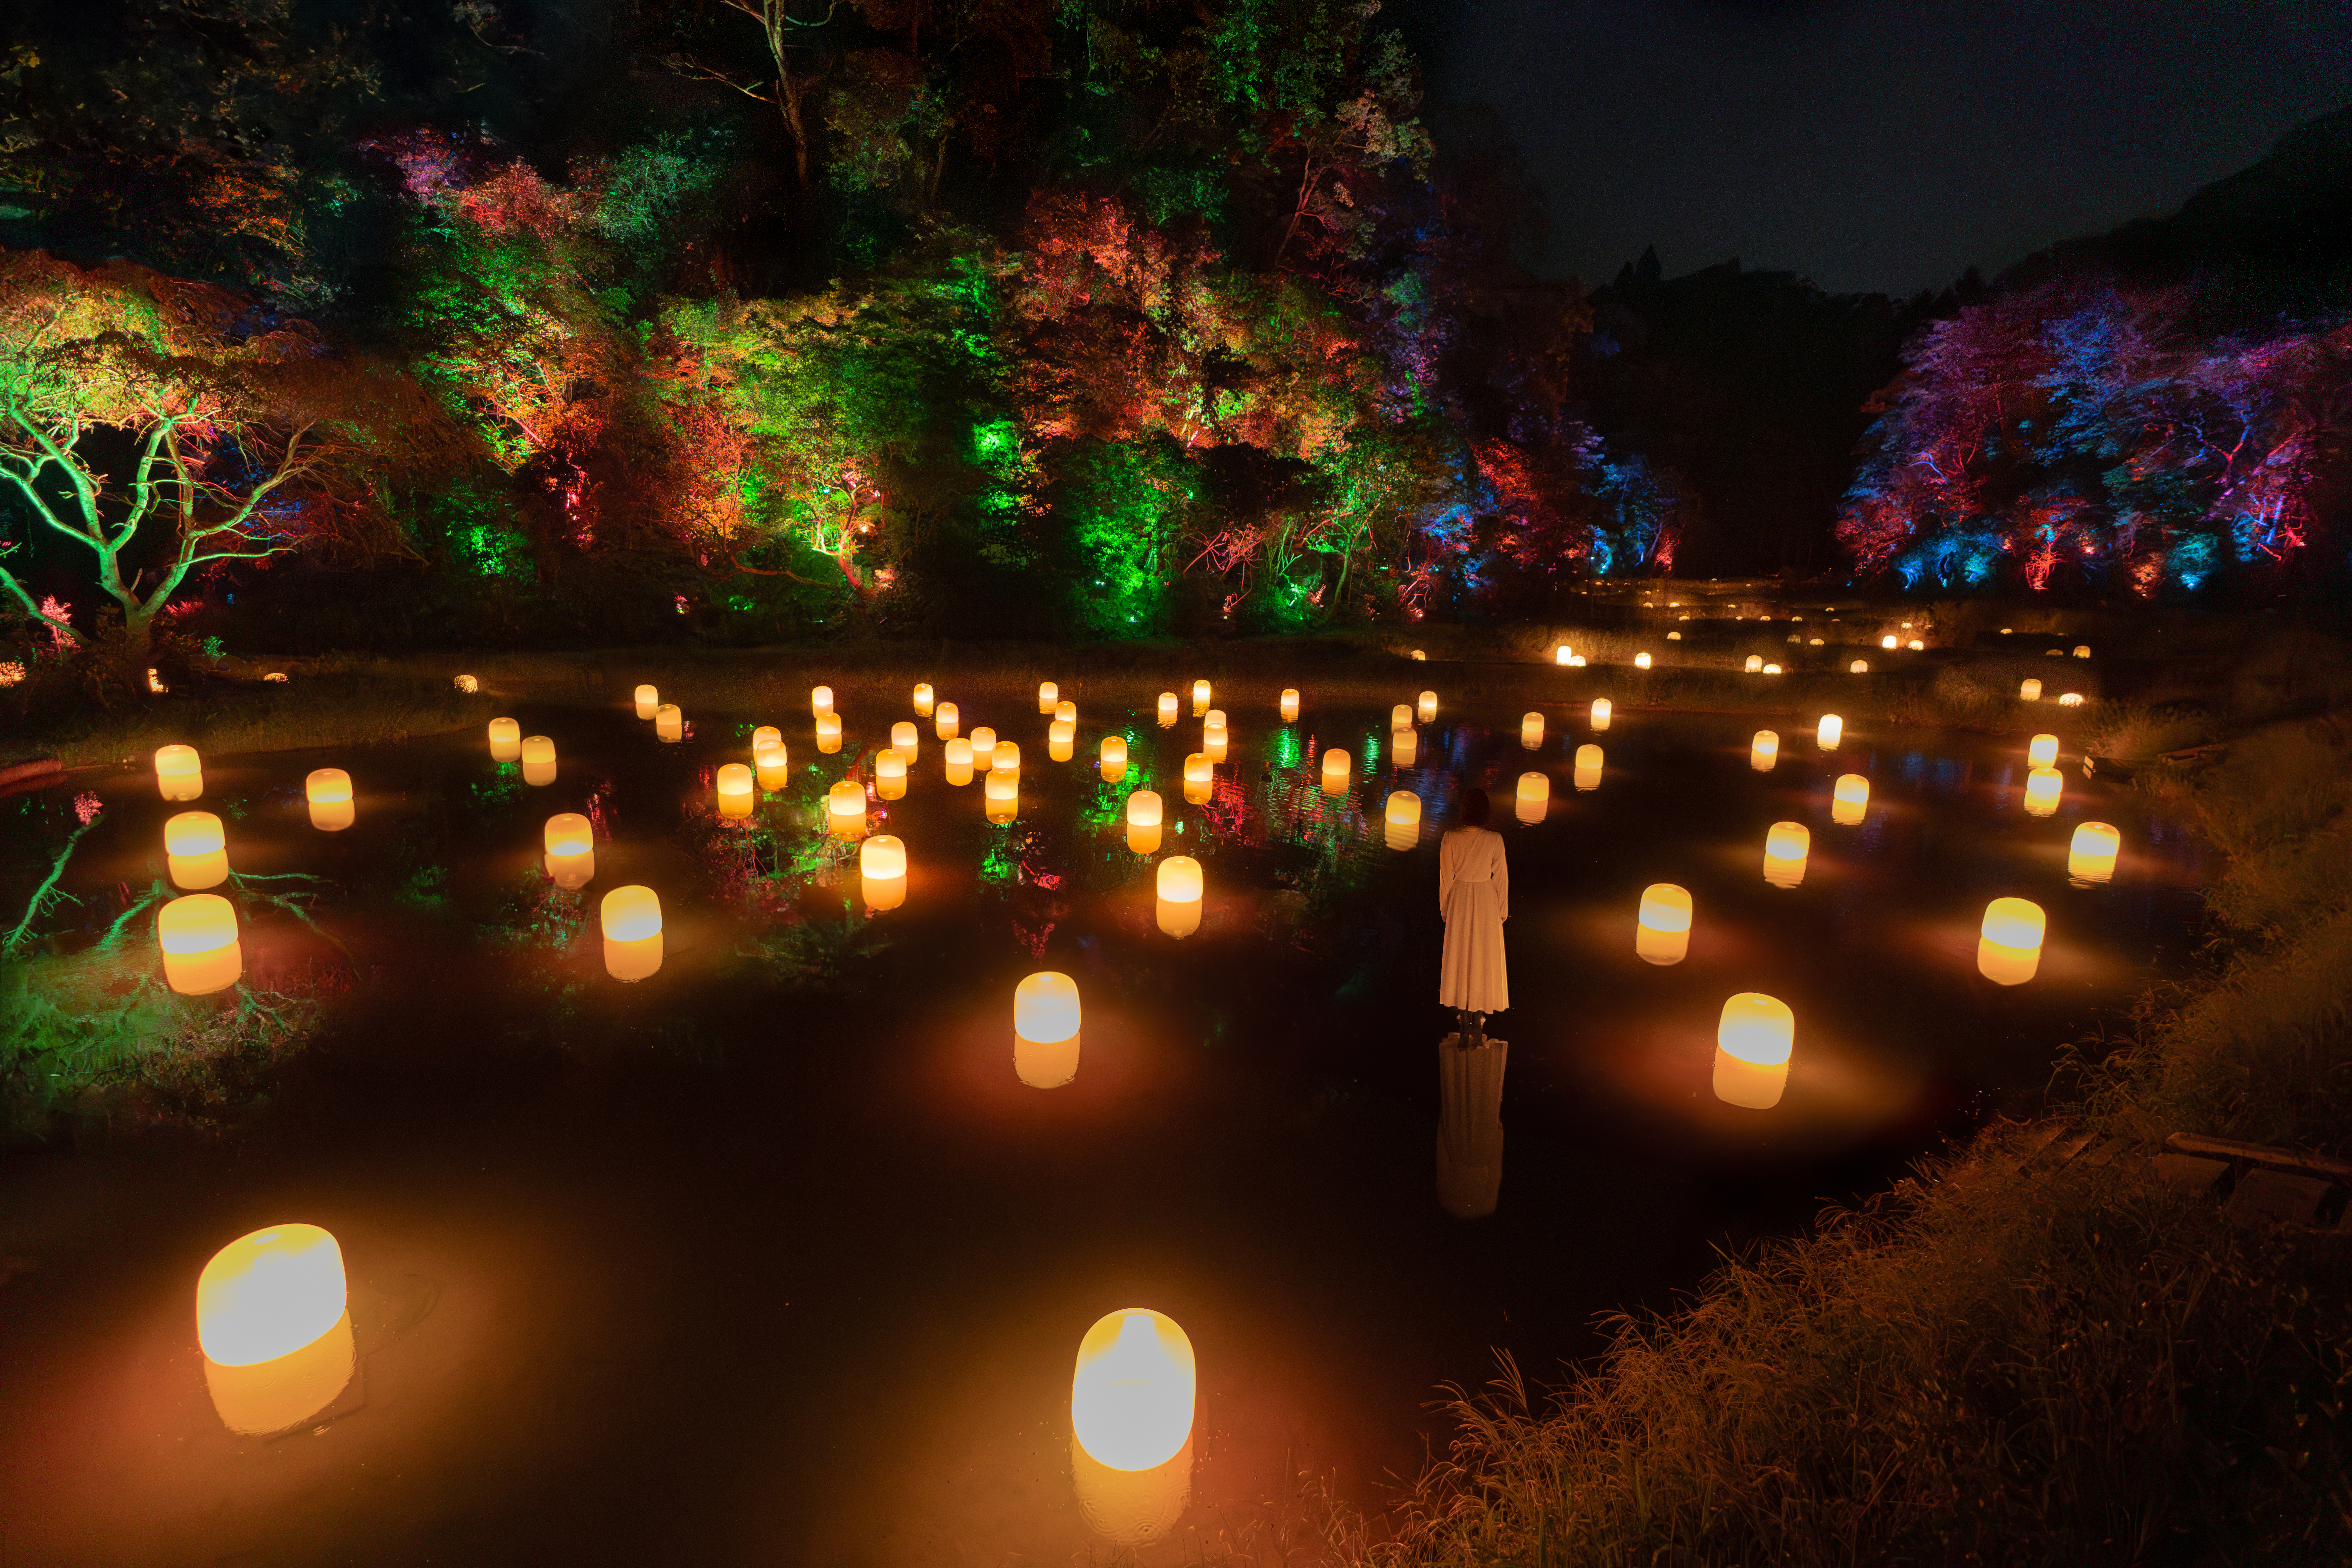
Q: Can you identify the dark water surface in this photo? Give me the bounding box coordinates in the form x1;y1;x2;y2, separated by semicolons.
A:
0;673;2208;1564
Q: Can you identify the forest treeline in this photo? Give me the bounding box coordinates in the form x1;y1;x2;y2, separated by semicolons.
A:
0;0;2347;672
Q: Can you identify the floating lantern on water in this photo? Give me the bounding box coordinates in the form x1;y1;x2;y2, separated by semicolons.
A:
1158;692;1179;727
601;885;663;981
544;813;594;888
861;834;906;911
197;1223;354;1435
155;744;203;801
2019;678;2043;701
1127;790;1164;853
160;892;240;994
944;737;975;786
1014;971;1080;1087
1573;744;1603;791
1809;637;1825;646
1520;712;1544;750
1201;720;1226;763
1590;698;1612;731
970;726;997;769
1978;897;2046;985
1057;700;1078;724
1100;735;1128;782
714;763;756;821
488;718;521;762
875;747;908;799
1071;1308;1196;1546
892;720;919;761
306;767;355;831
1156;854;1204;937
521;735;557;786
1410;648;1427;661
1385;791;1421;851
1816;714;1843;749
2069;821;2120;884
1050;719;1077;762
1635;652;1652;670
1751;730;1779;772
1713;992;1794;1109
656;704;684;743
1763;662;1782;674
935;701;960;741
1880;635;1898;650
993;740;1021;773
811;685;834;718
2073;645;2092;658
2058;692;2085;707
1280;688;1301;721
1568;654;1587;667
1849;660;1869;674
1762;821;1810;887
1391;726;1419;767
913;682;935;716
828;779;868;837
634;684;658;720
1908;639;1925;651
816;713;842;753
166;812;229;890
1391;703;1413;729
985;768;1019;823
2028;732;2059;768
1745;655;1763;672
754;740;789;790
2023;766;2063;817
1418;690;1438;723
1831;773;1870;825
1038;681;1059;715
1191;679;1211;716
1635;883;1693;965
1184;752;1214;805
1320;748;1351;796
1515;771;1549;824
1555;644;1571;665
752;724;783;754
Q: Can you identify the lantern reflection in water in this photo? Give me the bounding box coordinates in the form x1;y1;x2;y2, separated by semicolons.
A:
155;744;203;801
985;768;1019;823
1635;883;1692;965
1590;698;1611;731
166;812;228;890
521;736;557;786
1157;692;1179;728
829;779;868;837
2023;767;2063;817
913;682;935;717
197;1224;354;1435
1100;735;1128;782
1071;1309;1196;1546
1978;897;2046;985
1714;992;1794;1109
1184;752;1214;805
601;885;663;981
1515;771;1549;824
1763;821;1810;887
1831;773;1869;826
2028;732;2059;768
1519;712;1544;750
1280;688;1301;721
1750;730;1779;772
945;738;974;786
1157;855;1204;937
1015;971;1081;1088
1320;749;1350;796
306;767;355;831
1573;744;1602;792
2069;821;2121;884
876;748;908;799
935;701;960;741
1385;791;1421;851
633;684;658;720
160;893;241;995
861;835;906;911
544;813;595;888
892;720;919;762
816;713;842;753
1199;721;1225;763
1127;790;1163;854
487;718;522;762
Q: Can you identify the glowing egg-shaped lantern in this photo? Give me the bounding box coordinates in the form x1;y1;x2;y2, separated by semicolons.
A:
1555;644;1572;665
1157;692;1179;728
1713;992;1794;1109
196;1224;354;1434
1057;700;1078;724
913;682;936;717
1156;854;1204;938
1831;773;1870;825
1880;634;1898;650
1038;681;1059;715
155;744;203;801
2074;645;2092;658
970;726;998;770
816;713;843;753
634;684;658;720
754;739;790;791
1635;882;1693;965
1908;638;1925;651
1014;970;1081;1087
159;892;241;995
945;737;975;786
1410;648;1427;661
1280;688;1301;721
992;740;1021;773
1635;652;1652;670
1762;821;1810;888
1815;714;1843;750
861;834;907;911
1100;735;1128;783
751;724;784;755
1569;742;1605;792
1978;897;2046;985
1391;726;1419;767
1418;690;1438;723
1590;698;1612;731
601;885;663;981
1072;1307;1195;1479
521;735;557;786
1763;663;1782;674
1745;655;1764;672
2046;647;2063;657
488;718;522;762
1391;703;1413;729
2058;691;2085;707
655;704;684;743
1569;654;1587;667
306;767;355;831
712;762;754;820
1751;729;1779;772
829;779;869;837
1126;790;1164;854
165;811;229;890
1667;631;1682;641
2028;733;2059;768
2023;766;2063;817
544;812;595;889
1515;771;1550;824
876;747;909;799
892;720;919;762
2069;821;2121;884
454;673;479;695
1050;719;1077;762
1191;679;1212;716
1849;660;1869;675
1320;748;1351;796
1520;712;1545;750
985;767;1020;823
1184;751;1214;805
2019;677;2043;701
1809;638;1825;647
1384;790;1422;851
811;685;834;719
935;701;961;741
1201;721;1227;764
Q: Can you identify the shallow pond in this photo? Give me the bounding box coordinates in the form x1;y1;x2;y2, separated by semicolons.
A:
0;672;2208;1564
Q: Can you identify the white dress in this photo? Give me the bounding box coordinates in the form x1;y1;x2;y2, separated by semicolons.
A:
1437;826;1510;1012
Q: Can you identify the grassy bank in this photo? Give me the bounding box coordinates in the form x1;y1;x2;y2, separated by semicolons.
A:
1332;717;2352;1566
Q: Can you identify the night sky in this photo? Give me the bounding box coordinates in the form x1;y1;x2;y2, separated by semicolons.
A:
1395;0;2352;296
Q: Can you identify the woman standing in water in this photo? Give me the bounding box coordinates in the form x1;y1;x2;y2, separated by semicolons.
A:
1438;787;1509;1042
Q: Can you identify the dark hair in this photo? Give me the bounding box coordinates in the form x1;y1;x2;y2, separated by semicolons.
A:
1459;787;1491;828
